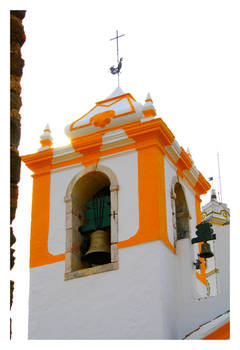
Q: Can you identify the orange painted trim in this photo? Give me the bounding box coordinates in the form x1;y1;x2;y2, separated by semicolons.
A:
21;149;53;174
204;322;230;339
97;96;128;107
69;94;136;131
90;110;115;128
176;147;193;178
142;108;157;118
194;172;211;195
69;105;96;131
71;132;102;167
157;118;175;146
145;98;153;103
40;139;53;148
29;171;65;268
118;140;175;254
195;194;207;286
96;92;136;105
22;149;65;268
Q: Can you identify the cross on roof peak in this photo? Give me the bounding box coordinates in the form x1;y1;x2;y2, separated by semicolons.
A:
109;30;126;87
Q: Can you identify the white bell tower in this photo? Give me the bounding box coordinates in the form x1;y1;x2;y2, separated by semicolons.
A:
22;87;229;339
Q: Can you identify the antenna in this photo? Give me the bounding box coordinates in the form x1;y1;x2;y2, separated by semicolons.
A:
217;152;223;203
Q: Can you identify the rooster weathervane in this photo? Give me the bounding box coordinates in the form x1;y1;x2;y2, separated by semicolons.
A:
109;30;125;87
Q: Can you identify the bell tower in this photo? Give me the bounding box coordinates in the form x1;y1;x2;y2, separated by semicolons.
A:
22;86;229;339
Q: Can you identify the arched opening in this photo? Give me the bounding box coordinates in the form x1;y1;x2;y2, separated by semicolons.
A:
80;185;111;267
174;182;190;240
65;166;119;279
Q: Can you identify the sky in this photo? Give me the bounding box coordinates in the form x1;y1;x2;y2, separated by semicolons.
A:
3;0;240;346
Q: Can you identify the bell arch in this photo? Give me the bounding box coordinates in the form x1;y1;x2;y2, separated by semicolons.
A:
64;164;119;280
170;177;190;242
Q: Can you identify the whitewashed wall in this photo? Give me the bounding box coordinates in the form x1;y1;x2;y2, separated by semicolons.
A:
29;241;179;339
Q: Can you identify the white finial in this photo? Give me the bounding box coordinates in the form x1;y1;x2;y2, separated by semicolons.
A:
145;93;153;103
39;124;53;151
43;123;51;132
211;189;217;201
186;147;195;163
142;92;156;118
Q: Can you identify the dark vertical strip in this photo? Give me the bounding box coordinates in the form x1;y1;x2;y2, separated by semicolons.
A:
10;9;26;339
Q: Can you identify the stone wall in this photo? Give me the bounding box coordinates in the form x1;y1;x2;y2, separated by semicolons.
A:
10;10;26;339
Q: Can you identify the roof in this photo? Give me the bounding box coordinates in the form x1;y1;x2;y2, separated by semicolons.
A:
22;86;210;195
65;87;156;140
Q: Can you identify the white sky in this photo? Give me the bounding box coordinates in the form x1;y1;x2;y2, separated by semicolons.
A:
3;0;240;346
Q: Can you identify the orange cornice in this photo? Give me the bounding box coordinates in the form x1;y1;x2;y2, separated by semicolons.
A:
71;131;103;152
70;118;175;160
123;118;175;148
65;119;208;196
194;172;211;195
22;118;209;197
21;149;53;174
176;147;193;173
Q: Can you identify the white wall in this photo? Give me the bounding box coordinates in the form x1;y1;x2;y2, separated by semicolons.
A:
174;226;230;338
29;223;229;339
28;241;178;339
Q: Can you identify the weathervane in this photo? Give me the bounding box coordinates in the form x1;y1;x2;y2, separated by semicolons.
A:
110;30;125;87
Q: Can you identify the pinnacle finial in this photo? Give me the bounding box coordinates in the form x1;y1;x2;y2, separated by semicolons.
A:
145;93;153;103
43;124;51;132
142;92;156;118
39;124;53;151
211;189;217;201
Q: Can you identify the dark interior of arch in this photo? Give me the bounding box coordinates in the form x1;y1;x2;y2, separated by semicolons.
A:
174;183;190;239
71;171;111;267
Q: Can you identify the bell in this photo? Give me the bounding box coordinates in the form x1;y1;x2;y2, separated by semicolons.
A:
199;242;214;259
82;230;110;266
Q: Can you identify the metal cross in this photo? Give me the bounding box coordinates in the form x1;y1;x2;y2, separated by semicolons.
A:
110;30;125;86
